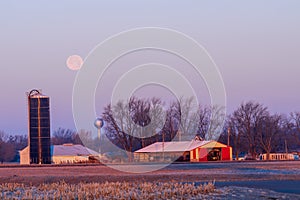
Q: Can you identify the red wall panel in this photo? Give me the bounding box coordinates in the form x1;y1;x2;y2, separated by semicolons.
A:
198;148;208;161
222;147;232;160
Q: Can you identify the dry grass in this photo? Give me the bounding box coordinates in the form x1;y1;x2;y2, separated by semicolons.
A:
0;181;215;199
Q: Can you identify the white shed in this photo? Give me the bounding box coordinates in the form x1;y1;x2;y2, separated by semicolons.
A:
19;144;99;164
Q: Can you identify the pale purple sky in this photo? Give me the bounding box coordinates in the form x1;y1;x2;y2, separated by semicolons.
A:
0;1;300;135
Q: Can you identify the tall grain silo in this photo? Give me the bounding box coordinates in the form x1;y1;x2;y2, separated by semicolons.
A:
27;89;51;164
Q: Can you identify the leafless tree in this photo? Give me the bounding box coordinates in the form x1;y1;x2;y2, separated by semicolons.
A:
232;101;269;158
52;128;82;145
0;131;8;142
197;105;211;139
289;111;300;146
103;96;227;158
0;131;16;163
177;97;199;141
206;105;226;140
102;101;136;161
103;97;165;161
172;97;225;141
130;97;165;147
226;115;247;159
11;134;28;151
161;101;180;142
258;114;283;160
147;98;165;137
196;105;226;141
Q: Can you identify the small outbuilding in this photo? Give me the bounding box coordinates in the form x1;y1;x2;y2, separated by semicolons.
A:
134;140;232;162
20;144;99;164
52;144;99;164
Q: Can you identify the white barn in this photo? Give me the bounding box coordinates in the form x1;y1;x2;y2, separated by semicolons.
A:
20;144;99;164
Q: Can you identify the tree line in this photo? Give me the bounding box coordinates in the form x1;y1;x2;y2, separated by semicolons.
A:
103;97;300;160
0;128;90;163
1;98;300;162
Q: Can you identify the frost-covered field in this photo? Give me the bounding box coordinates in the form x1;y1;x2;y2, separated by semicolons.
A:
0;161;300;199
0;181;215;199
1;181;300;200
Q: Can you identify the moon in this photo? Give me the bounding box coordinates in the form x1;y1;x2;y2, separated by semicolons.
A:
66;55;83;71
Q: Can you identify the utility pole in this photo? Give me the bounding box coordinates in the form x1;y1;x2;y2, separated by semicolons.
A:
162;131;165;161
227;127;231;146
178;130;181;141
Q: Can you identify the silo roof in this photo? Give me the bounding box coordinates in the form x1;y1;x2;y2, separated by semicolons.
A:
30;93;48;98
28;89;49;98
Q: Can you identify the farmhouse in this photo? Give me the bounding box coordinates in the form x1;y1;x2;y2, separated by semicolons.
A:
134;139;232;162
20;144;99;164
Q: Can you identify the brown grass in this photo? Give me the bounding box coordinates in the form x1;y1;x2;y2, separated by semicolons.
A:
0;181;215;199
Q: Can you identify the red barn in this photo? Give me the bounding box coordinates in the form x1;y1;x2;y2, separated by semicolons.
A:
134;140;232;162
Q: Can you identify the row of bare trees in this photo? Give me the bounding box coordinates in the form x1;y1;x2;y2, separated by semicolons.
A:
102;97;300;160
0;132;27;163
0;128;93;163
224;102;300;159
1;98;299;162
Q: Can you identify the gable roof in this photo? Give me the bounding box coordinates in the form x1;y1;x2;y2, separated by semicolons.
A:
20;144;99;157
53;144;99;156
200;141;228;148
135;140;226;153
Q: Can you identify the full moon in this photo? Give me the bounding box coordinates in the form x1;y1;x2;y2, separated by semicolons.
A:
66;55;83;71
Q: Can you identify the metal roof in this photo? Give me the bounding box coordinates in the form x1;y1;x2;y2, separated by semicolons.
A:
135;140;214;153
27;89;49;98
53;144;99;156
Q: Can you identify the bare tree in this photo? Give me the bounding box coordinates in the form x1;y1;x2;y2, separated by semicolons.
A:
232;101;269;158
177;97;199;141
103;96;227;158
11;134;28;151
0;131;8;142
0;131;16;163
195;105;226;141
289;111;300;146
130;97;165;147
161;101;180;142
103;97;184;161
103;98;147;161
147;98;165;137
227;115;247;159
258;114;283;160
206;105;226;140
197;105;211;139
52;128;82;145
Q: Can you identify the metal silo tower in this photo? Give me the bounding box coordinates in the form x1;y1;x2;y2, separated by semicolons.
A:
27;89;51;164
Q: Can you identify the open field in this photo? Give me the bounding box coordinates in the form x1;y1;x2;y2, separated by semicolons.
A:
0;161;299;185
0;161;300;199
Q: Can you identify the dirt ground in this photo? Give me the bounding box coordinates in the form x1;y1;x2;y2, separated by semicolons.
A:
0;161;299;186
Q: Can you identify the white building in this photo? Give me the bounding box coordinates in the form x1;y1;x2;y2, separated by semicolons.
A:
20;144;99;164
260;153;294;161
